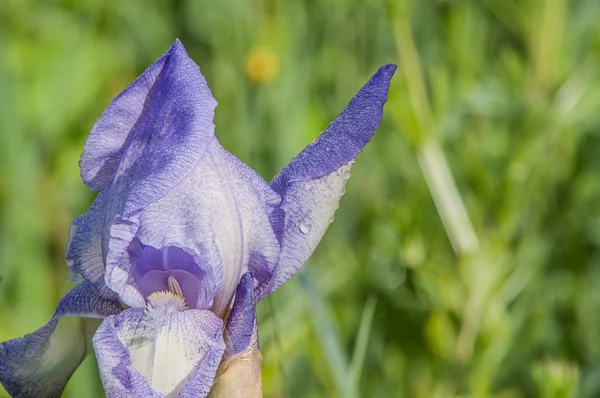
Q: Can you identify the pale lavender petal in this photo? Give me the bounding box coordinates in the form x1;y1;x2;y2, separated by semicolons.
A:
100;39;217;216
94;293;225;397
66;190;116;299
0;282;121;398
80;39;217;201
89;41;281;313
96;39;218;308
92;310;162;398
223;273;258;360
73;39;221;309
109;140;281;315
259;65;397;298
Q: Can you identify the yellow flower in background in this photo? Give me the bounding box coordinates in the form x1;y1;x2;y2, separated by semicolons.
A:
245;45;279;84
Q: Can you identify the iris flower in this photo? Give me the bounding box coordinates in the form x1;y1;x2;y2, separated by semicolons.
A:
0;40;395;397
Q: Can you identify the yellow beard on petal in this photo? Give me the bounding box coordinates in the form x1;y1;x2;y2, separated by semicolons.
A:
146;291;187;314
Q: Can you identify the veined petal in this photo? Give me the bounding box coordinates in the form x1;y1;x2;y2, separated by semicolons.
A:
73;39;221;309
208;274;262;397
81;39;217;205
260;65;397;298
85;40;281;313
0;282;121;398
93;293;226;398
66;190;116;299
107;140;281;315
223;273;258;359
88;39;220;306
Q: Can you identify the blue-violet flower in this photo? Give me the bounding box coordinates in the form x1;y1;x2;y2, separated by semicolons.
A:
0;40;396;398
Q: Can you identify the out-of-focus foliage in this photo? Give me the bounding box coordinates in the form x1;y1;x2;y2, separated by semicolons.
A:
1;0;600;397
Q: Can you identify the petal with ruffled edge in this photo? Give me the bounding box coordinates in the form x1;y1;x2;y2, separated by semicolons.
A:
108;139;282;315
72;39;219;308
85;40;282;313
84;39;218;305
66;190;117;299
93;292;225;398
258;65;397;298
0;282;121;398
80;39;217;202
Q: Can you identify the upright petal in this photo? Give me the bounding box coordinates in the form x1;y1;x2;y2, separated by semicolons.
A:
0;282;121;398
84;39;220;303
84;40;282;313
107;140;282;315
94;40;220;307
93;292;226;398
80;39;217;204
259;65;397;298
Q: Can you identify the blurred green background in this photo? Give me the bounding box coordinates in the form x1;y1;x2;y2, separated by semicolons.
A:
2;0;600;397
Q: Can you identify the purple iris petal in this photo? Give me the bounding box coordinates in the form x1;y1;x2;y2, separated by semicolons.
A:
66;190;116;299
0;282;121;398
80;39;217;213
4;36;396;398
93;293;225;397
115;140;281;316
223;273;258;359
256;64;397;299
66;39;220;307
128;238;211;309
93;39;221;307
69;39;281;314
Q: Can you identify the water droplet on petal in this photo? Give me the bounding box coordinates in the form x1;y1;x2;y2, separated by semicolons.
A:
343;169;351;180
299;220;312;234
329;215;336;224
325;146;332;153
303;183;312;191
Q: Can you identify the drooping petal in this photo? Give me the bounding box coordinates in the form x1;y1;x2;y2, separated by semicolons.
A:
107;140;282;315
66;190;116;299
0;282;121;398
259;65;397;298
223;273;258;359
93;292;226;398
